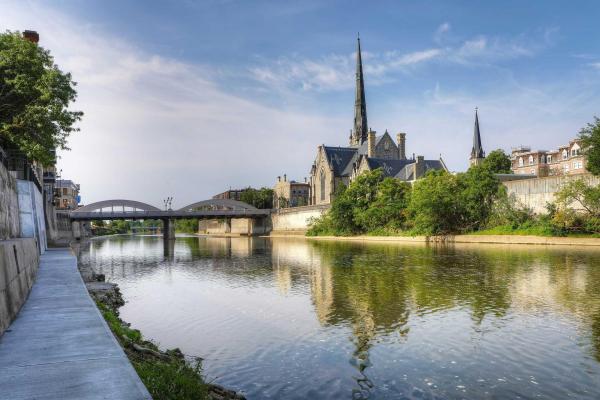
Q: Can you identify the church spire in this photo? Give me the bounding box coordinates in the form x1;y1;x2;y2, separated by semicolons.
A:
351;35;368;146
470;107;485;166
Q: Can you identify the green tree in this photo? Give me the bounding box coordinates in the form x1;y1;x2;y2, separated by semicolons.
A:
354;177;411;231
408;170;466;235
555;179;600;217
240;187;274;209
459;165;504;231
482;149;512;174
579;117;600;175
0;31;83;164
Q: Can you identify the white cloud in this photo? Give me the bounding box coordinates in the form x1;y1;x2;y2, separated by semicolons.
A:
434;22;451;44
251;29;555;93
1;2;344;207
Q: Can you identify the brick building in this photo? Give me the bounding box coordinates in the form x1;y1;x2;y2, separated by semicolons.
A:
511;139;586;177
273;175;310;208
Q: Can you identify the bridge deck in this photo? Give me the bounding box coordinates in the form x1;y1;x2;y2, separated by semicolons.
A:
0;249;151;400
70;209;271;220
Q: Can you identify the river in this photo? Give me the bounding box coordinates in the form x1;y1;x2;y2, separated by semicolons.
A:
77;235;600;399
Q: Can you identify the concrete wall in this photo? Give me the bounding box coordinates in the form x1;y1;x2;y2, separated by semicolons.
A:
503;173;600;213
0;162;20;240
17;180;47;254
271;204;329;233
0;238;39;336
199;217;270;236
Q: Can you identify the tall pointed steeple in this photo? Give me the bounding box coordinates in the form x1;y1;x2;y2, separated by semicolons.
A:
470;107;485;166
350;35;368;146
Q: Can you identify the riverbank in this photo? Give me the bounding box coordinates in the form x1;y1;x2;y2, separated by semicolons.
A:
78;247;245;400
269;232;600;246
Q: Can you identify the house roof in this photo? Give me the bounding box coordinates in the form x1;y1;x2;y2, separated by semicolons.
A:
323;146;358;176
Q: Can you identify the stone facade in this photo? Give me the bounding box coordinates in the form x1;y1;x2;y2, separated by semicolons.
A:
0;161;20;240
511;139;586;177
273;175;310;208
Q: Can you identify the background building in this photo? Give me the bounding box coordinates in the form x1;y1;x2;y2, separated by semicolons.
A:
212;189;248;201
511;139;586;177
273;175;310;208
54;179;80;210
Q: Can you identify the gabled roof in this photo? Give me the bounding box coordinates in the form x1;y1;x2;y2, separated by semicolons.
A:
323;146;358;176
365;158;414;178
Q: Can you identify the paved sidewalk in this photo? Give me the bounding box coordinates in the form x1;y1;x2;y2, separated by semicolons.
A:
0;248;151;400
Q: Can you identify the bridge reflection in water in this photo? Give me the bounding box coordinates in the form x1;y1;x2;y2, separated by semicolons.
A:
79;236;600;400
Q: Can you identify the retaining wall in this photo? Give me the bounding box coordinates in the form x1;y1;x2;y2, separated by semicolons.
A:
0;238;39;336
271;204;329;233
16;180;47;253
0;162;20;240
503;173;600;213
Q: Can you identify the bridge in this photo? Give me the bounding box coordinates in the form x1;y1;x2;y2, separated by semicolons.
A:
68;199;271;243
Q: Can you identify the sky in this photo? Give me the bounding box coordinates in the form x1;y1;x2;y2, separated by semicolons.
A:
2;0;600;207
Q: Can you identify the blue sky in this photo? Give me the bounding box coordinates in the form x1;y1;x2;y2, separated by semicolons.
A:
2;0;600;206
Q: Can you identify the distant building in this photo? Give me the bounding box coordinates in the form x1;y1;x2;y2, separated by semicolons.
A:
308;37;447;205
511;139;586;177
273;175;310;208
212;189;248;201
54;179;80;210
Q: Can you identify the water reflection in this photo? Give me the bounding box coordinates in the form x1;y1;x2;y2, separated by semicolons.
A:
78;235;600;399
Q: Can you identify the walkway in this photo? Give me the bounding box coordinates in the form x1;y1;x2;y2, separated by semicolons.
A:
0;248;151;400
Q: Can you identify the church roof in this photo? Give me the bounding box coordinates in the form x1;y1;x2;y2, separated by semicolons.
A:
323;146;358;176
365;158;414;178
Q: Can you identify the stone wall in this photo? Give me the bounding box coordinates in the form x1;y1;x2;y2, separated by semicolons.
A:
16;180;47;254
271;204;329;233
198;217;270;236
0;238;39;336
0;162;20;240
503;173;600;213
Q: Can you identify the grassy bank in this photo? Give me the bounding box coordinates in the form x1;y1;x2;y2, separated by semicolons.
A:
96;300;210;400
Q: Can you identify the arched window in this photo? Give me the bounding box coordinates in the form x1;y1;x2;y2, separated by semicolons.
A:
320;169;326;202
562;149;568;160
518;157;524;167
528;155;534;165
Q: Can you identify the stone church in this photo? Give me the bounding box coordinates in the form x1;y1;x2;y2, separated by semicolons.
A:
309;38;448;205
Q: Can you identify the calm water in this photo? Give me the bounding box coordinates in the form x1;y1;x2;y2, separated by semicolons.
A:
77;235;600;400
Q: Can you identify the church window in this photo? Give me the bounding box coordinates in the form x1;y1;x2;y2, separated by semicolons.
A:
319;170;326;202
528;155;534;165
518;157;524;167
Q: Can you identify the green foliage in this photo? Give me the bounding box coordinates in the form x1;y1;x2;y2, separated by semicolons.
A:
0;31;83;164
408;170;466;235
579;117;600;176
482;149;512;174
555;178;600;217
308;169;411;235
175;219;198;234
459;165;504;231
240;187;274;209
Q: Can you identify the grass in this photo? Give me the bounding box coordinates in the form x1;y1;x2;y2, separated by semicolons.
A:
96;301;208;400
471;224;600;238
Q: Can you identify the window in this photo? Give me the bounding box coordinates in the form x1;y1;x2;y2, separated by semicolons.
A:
62;188;67;195
518;157;524;167
547;155;552;163
319;170;326;202
528;155;534;165
531;169;535;175
562;149;568;160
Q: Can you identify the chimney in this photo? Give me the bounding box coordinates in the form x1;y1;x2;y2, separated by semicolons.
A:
304;177;307;183
414;155;425;179
367;130;376;158
284;174;287;182
397;133;406;160
277;176;281;182
23;30;39;43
